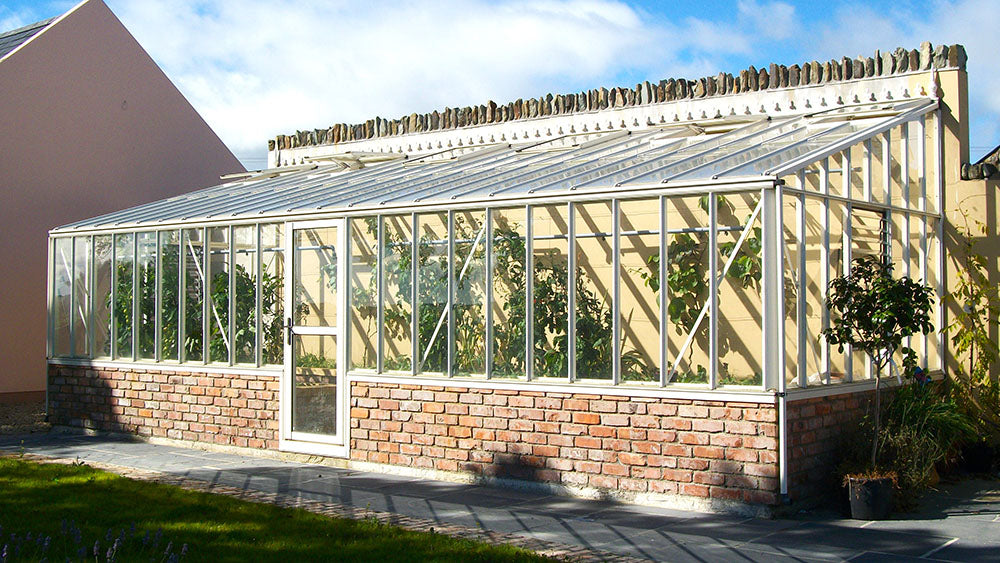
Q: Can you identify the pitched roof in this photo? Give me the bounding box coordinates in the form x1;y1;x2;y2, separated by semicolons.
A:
0;17;55;60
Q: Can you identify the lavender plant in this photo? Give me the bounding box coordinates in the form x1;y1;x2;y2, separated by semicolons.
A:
0;520;188;563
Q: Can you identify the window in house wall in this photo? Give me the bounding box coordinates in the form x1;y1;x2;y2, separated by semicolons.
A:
72;236;90;358
664;195;710;385
113;233;134;360
382;214;412;372
574;201;613;381
93;235;113;358
159;230;181;362
208;227;231;363
453;209;487;377
417;212;449;375
137;232;157;360
491;207;526;379
260;223;284;365
349;217;378;371
233;225;257;364
52;237;72;358
619;198;659;383
716;192;763;386
182;228;204;363
532;204;569;379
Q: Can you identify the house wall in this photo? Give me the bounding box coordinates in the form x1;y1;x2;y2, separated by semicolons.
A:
0;0;243;400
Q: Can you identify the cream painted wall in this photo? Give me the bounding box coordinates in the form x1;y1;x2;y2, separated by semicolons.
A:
0;0;244;398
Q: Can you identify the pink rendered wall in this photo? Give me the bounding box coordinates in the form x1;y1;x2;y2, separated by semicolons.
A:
0;0;244;398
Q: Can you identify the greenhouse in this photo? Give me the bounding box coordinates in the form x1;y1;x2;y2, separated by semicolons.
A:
47;54;963;510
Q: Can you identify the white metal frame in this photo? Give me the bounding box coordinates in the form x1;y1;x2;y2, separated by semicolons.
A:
280;218;349;458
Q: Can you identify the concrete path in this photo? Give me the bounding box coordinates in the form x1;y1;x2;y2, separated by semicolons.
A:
2;433;998;562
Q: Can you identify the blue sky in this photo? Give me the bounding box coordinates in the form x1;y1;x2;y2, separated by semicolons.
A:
2;0;997;169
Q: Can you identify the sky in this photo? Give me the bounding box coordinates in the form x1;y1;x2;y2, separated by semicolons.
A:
2;0;998;170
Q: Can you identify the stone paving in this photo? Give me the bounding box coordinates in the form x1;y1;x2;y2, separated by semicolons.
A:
2;432;998;562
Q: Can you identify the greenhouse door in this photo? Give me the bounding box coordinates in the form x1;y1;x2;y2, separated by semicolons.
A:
281;219;347;454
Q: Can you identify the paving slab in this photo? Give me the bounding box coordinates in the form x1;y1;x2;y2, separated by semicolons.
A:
3;433;998;562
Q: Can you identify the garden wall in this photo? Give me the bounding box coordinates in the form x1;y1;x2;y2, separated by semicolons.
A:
47;364;279;449
349;381;781;507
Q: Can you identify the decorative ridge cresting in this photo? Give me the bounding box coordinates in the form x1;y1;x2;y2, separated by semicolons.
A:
270;42;967;152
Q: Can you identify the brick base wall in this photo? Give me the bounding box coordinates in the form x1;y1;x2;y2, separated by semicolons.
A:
786;390;875;501
47;364;279;449
350;381;780;506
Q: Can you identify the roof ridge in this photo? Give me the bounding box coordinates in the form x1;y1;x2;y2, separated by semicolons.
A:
270;42;966;153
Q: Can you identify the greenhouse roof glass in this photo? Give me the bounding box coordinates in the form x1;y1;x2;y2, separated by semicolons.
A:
55;98;935;233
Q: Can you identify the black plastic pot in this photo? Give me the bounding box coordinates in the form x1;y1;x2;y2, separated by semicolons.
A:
847;476;893;520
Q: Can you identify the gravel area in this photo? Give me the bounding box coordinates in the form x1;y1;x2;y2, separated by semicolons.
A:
0;401;50;435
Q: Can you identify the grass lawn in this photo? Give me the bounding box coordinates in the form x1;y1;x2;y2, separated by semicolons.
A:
0;457;551;562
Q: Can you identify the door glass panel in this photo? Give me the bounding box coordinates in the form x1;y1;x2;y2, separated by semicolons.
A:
292;334;338;435
294;227;338;327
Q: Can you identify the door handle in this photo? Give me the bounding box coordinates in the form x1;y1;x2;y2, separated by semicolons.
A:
285;318;293;342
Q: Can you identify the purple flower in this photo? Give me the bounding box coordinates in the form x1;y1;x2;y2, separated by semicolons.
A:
93;539;100;558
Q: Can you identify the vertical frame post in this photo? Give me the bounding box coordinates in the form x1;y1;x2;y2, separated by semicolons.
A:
132;232;139;362
659;195;668;387
155;231;163;362
228;225;235;366
612;199;622;385
447;211;455;377
376;216;385;374
202;226;209;365
820;159;831;384
255;224;264;367
525;205;534;381
567;202;577;382
485;208;494;379
179;230;188;364
796;189;807;388
708;193;718;390
411;213;419;375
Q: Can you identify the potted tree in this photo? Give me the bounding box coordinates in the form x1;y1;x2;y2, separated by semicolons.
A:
823;255;934;519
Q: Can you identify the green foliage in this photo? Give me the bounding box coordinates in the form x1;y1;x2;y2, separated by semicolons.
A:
823;255;935;466
296;352;337;370
944;211;1000;442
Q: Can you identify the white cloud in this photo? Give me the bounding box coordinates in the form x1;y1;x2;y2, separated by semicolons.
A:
107;0;802;166
806;0;1000;155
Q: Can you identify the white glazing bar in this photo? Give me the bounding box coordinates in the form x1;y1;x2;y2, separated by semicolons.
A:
411;213;418;376
525;205;534;381
485;208;494;380
202;226;209;365
109;236;117;359
376;216;384;374
255;225;264;367
917;116;927;212
612;198;622;386
228;226;236;366
921;214;928;369
863;139;873;202
901;123;910;208
155;231;163;362
843;202;853;382
882;131;891;205
567;202;577;383
68;237;76;358
47;239;54;358
708;193;718;390
796;192;806;388
841;149;851;199
447;211;455;376
820;159;830;383
132;233;138;362
88;236;96;359
767;184;788;496
659;196;668;387
178;231;188;363
935;109;945;372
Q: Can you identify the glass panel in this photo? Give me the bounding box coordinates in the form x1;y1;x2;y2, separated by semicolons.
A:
182;229;204;363
532;204;569;379
233;226;257;364
574;201;612;381
870;136;887;205
292;333;338;435
454;210;487;376
827;200;848;383
137;232;157;360
93;235;112;358
491;207;527;378
72;237;90;357
350;218;378;371
619;199;659;383
159;230;181;362
260;224;285;365
53;238;72;357
208;227;231;363
926;218;942;372
294;226;338;328
717;193;763;386
417;212;448;374
801;198;825;386
382;215;412;372
113;233;134;360
665;196;710;384
781;195;798;388
848;142;867;202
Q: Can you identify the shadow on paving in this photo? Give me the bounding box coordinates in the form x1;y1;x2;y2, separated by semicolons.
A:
3;433;999;562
